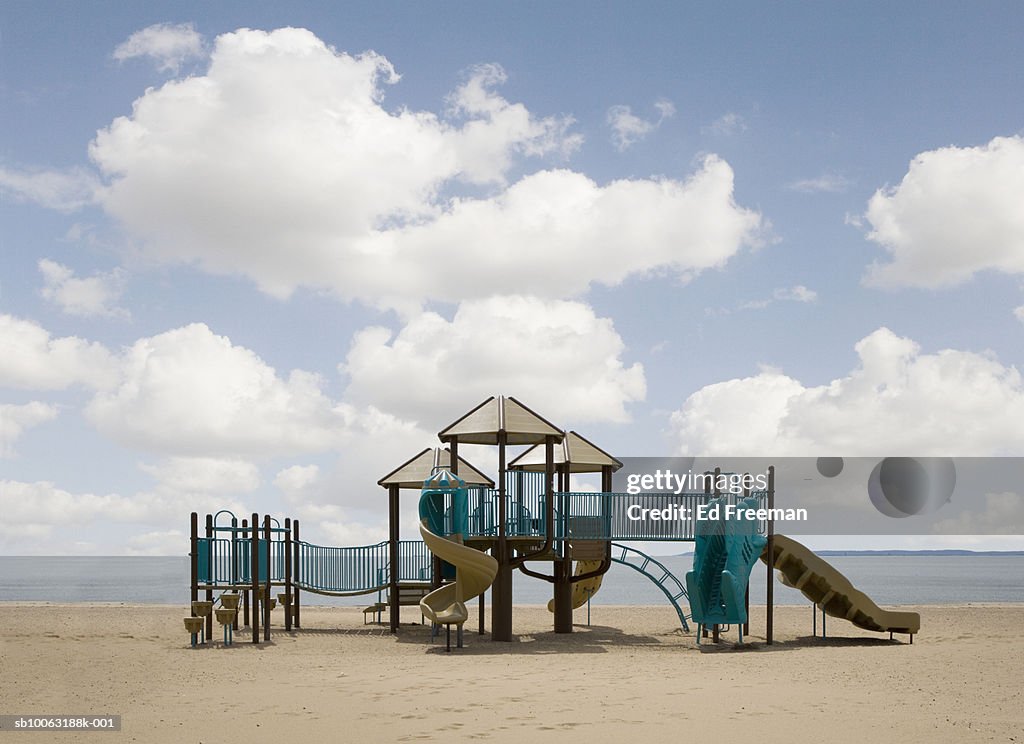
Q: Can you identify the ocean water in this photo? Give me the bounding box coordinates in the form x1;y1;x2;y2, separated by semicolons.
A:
1;554;1021;607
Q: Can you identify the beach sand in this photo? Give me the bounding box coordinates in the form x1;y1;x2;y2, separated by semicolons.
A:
1;602;1021;743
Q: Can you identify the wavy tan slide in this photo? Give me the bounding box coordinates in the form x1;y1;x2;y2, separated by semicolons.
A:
762;535;920;636
546;560;605;613
418;520;498;627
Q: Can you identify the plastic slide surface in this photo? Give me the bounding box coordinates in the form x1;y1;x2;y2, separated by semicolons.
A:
546;560;604;612
418;520;498;626
763;535;920;635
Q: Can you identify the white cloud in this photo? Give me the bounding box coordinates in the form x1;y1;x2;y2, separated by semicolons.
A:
0;480;155;533
1014;305;1024;323
671;327;1024;456
85;322;354;457
787;173;850;193
0;166;98;212
112;22;205;72
0;315;118;390
74;28;759;308
0;478;242;551
864;135;1024;288
38;259;128;318
703;112;746;136
125;529;188;556
0;402;58;457
139;456;261;494
274;464;321;504
607;98;674;151
932;492;1024;535
361;158;762;308
773;285;817;303
343;295;645;426
447;63;582;182
729;285;819;313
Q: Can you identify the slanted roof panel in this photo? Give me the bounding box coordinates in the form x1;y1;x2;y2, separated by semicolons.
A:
438;396;563;445
377;447;493;488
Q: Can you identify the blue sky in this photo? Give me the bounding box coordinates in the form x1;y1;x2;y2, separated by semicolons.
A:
2;2;1023;554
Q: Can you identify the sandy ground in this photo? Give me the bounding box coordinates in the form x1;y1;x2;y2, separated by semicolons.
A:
0;602;1021;743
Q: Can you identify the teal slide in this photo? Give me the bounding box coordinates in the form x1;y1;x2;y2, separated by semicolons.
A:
685;496;766;643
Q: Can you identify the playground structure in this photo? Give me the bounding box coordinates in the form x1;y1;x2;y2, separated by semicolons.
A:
186;395;920;648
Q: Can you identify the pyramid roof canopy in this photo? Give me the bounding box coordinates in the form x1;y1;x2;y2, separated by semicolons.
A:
438;396;564;446
377;447;493;489
508;430;622;473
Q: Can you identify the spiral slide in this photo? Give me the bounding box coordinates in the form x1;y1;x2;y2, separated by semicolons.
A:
546;560;604;613
418;520;497;627
763;535;920;637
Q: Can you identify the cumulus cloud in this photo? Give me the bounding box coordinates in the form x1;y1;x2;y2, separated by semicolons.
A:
112;22;205;72
0;402;58;457
125;529;188;556
607;99;674;151
864;135;1024;288
38;259;128;318
342;295;646;426
0;315;118;390
671;327;1024;456
932;492;1024;535
1014;305;1024;323
0;166;98;212
0;480;160;534
74;28;760;308
139;456;261;494
448;63;582;182
85;322;355;457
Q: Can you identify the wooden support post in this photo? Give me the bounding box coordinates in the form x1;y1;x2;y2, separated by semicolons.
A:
241;519;250;627
388;484;400;634
293;519;301;629
553;452;572;634
251;511;260;643
766;465;776;646
205;514;213;641
492;431;513;642
479;591;485;634
263;514;271;642
284;517;292;632
743;477;750;637
189;512;198;610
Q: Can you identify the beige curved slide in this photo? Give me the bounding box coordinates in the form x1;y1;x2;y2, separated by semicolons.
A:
762;535;920;635
418;520;498;627
546;560;605;612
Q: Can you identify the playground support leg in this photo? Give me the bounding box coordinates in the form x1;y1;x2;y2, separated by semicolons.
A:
388;484;400;634
251;511;260;644
766;465;776;646
445;625;451;652
713;624;720;643
205;514;213;642
457;625;463;649
263;515;271;642
478;591;485;635
293;519;301;629
553;555;573;634
491;545;513;642
284;517;292;632
189;512;198;625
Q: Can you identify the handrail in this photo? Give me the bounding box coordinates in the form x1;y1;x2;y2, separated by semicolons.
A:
610;543;690;632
